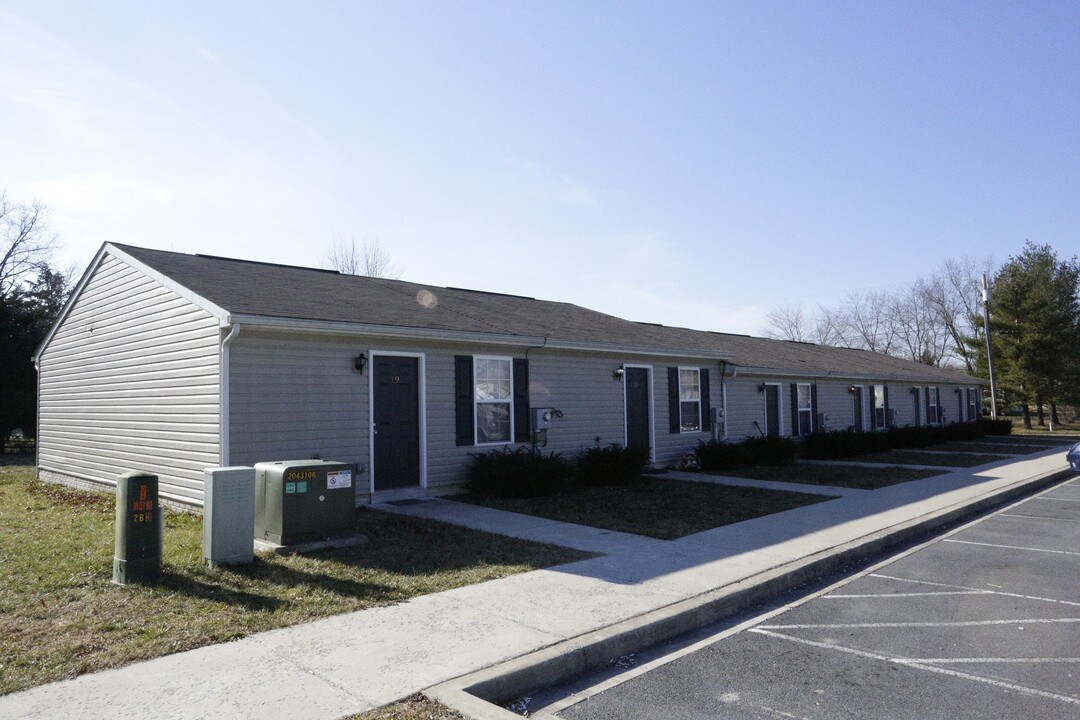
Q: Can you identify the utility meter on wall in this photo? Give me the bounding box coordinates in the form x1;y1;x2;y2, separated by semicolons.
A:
532;407;555;431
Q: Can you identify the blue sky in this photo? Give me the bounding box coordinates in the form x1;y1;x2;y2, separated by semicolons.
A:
2;1;1077;334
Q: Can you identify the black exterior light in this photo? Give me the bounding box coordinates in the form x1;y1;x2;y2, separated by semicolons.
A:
848;385;856;394
758;383;766;394
613;364;625;381
355;352;368;374
910;386;919;395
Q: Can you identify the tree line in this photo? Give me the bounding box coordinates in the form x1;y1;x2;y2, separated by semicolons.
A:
0;192;71;452
764;243;1080;427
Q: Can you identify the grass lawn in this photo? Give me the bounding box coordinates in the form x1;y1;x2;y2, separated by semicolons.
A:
853;451;1007;467
0;465;590;695
458;476;833;540
347;694;465;720
718;464;945;490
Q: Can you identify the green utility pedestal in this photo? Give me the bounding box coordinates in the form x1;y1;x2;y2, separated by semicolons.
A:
113;471;163;585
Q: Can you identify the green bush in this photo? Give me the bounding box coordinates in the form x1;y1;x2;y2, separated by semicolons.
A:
695;436;796;471
467;446;571;498
802;419;1010;460
576;444;649;486
978;418;1013;436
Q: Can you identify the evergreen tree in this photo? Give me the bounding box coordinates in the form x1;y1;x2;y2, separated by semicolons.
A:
982;242;1080;427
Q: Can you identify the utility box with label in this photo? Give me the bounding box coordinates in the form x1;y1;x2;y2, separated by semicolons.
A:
203;467;255;566
254;460;355;546
113;471;162;585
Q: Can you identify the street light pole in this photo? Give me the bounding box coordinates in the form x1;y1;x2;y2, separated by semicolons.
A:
982;273;998;419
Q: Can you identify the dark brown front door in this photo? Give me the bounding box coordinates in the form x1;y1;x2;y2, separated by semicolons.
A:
852;386;864;430
372;355;420;490
625;367;651;455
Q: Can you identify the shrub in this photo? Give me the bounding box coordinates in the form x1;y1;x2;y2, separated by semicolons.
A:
978;418;1013;436
695;436;795;471
802;430;873;459
576;444;649;486
467;446;571;498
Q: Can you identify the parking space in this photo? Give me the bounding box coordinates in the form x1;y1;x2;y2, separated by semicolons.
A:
555;476;1080;720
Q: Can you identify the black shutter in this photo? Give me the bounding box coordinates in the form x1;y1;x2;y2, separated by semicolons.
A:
700;368;711;431
454;355;474;446
869;385;877;430
513;359;530;443
790;384;799;436
668;368;680;434
810;383;819;432
883;385;891;428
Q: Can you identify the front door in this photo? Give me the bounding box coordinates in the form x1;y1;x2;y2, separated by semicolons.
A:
852;386;864;431
765;384;780;437
625;367;651;456
372;355;420;491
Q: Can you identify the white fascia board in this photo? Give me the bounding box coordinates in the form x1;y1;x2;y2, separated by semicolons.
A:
227;313;734;360
106;244;230;324
733;365;983;385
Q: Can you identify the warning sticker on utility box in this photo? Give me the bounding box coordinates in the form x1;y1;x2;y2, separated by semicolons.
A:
327;470;353;490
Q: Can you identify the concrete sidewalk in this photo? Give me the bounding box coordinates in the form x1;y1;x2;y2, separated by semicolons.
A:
1;450;1073;720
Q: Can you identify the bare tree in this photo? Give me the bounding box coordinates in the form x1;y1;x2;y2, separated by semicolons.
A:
918;256;991;371
0;192;57;299
890;283;949;365
763;303;814;342
325;236;402;279
836;290;898;354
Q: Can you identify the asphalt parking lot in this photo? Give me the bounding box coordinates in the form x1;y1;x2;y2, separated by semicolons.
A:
552;475;1080;720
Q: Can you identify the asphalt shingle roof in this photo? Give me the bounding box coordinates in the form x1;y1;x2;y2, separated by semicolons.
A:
114;244;978;384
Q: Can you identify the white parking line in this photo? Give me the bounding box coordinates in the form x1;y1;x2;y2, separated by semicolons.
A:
870;573;1080;608
943;539;1080;556
903;657;1080;664
1034;496;1080;503
759;618;1080;629
998;513;1076;522
749;628;1080;706
823;591;988;599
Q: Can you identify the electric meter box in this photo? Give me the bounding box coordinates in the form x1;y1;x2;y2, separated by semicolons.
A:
254;460;355;546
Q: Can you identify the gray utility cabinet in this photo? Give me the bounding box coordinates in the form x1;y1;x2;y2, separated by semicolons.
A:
254;460;355;545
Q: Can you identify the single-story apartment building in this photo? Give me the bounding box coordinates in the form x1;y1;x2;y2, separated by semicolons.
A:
35;243;984;509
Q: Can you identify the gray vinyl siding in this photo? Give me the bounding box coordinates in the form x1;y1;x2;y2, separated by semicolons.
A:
37;254;221;505
227;330;371;499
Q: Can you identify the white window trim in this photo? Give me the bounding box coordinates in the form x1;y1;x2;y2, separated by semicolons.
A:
473;355;514;446
622;364;656;462
872;383;887;430
796;382;813;435
678;366;702;434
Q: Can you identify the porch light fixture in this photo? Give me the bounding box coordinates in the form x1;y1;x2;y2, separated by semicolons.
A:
354;352;368;374
613;365;625;381
847;385;856;394
758;383;766;394
954;388;962;395
910;386;919;395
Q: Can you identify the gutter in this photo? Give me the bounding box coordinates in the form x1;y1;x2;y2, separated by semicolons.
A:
732;365;984;385
219;322;241;466
226;313;735;361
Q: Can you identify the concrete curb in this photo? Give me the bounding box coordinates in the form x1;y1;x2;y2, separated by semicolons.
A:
427;465;1075;719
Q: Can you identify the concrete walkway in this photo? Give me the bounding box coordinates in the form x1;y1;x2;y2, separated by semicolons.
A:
0;449;1073;720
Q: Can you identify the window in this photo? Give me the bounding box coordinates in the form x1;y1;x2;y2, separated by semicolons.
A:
927;387;940;424
967;388;978;421
872;384;887;429
474;356;512;443
679;368;701;432
796;383;813;436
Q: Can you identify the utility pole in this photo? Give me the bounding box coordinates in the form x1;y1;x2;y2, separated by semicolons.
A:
981;273;998;419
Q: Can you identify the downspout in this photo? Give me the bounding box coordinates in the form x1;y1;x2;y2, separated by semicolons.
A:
33;354;40;472
220;323;241;466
